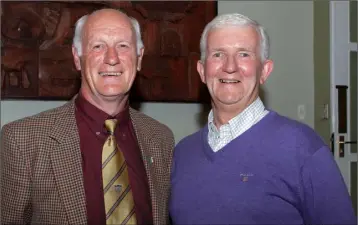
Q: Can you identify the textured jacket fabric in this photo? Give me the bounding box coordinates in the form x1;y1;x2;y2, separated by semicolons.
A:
1;99;175;225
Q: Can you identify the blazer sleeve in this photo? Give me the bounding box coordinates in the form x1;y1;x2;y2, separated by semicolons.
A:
1;124;32;224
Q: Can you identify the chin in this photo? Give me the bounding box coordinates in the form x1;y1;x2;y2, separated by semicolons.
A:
99;92;124;99
101;87;127;95
216;94;242;104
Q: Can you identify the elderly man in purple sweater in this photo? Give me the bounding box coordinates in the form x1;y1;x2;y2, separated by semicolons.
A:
169;13;356;224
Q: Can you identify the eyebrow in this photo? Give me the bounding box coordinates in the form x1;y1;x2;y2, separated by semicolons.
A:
209;47;255;52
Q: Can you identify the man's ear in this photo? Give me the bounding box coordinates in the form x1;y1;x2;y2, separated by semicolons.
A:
137;47;145;71
197;60;206;84
259;59;274;84
72;46;81;71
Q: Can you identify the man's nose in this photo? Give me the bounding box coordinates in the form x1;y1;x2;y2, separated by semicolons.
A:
104;48;119;66
223;56;237;73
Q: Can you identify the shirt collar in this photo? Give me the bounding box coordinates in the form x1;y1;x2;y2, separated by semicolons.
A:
75;93;130;132
208;97;266;134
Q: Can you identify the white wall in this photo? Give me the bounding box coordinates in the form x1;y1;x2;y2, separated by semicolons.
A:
1;1;315;143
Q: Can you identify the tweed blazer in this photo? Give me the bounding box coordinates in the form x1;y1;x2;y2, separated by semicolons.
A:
1;99;175;225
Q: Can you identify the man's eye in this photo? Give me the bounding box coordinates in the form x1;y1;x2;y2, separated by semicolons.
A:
119;44;129;48
239;52;250;57
93;44;103;50
213;52;222;58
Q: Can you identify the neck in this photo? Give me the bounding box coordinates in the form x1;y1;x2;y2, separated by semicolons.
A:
80;89;128;116
211;97;259;128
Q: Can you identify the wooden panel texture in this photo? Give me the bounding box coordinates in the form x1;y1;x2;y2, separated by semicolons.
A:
1;1;216;102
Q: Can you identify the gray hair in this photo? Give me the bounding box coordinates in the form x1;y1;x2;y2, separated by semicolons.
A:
199;13;270;62
73;10;144;56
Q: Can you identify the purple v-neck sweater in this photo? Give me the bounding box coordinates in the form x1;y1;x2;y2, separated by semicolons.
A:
170;111;356;224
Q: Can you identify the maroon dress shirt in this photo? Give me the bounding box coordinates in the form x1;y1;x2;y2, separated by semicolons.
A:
75;94;153;225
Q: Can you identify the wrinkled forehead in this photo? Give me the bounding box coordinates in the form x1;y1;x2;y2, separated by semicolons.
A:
207;25;260;48
83;10;134;39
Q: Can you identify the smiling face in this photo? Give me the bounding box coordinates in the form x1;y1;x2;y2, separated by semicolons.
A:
72;9;144;106
197;25;273;114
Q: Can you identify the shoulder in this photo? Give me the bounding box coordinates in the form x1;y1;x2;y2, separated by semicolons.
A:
177;129;203;146
266;110;327;155
129;107;174;139
1;101;74;139
175;127;204;153
270;111;322;140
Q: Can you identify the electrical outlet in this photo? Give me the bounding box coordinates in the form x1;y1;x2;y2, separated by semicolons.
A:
298;104;306;120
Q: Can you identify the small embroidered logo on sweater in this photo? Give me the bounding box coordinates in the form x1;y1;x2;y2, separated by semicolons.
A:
240;173;254;182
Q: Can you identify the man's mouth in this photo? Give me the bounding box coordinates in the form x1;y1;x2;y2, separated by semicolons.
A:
99;72;123;77
219;79;240;83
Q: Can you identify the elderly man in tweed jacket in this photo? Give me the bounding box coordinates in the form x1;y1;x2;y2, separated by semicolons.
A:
1;9;174;225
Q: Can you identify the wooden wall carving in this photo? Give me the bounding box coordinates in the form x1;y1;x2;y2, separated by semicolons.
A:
1;1;216;102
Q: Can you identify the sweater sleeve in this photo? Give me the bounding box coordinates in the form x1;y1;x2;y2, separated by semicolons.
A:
300;146;357;224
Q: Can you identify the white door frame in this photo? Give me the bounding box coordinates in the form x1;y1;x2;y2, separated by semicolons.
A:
330;0;358;217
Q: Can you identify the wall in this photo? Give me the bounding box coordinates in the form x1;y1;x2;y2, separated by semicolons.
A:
313;1;331;144
0;100;206;144
219;1;315;127
1;1;317;143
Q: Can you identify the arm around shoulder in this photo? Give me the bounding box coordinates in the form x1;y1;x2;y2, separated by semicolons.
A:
1;124;32;224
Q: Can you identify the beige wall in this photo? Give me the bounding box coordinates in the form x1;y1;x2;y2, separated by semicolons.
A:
313;1;331;144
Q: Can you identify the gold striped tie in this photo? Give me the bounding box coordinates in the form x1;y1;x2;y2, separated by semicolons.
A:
102;119;137;225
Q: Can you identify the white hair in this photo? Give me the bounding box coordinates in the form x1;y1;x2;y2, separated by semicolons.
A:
199;13;270;62
72;10;144;56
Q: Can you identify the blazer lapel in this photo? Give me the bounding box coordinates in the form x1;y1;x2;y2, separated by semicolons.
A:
48;101;87;224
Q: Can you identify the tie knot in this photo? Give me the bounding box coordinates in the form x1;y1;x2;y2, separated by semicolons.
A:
105;119;118;134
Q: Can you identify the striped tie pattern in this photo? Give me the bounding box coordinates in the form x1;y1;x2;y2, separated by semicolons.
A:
102;119;137;224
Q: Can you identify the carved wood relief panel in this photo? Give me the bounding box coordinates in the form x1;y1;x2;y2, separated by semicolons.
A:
1;1;216;102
